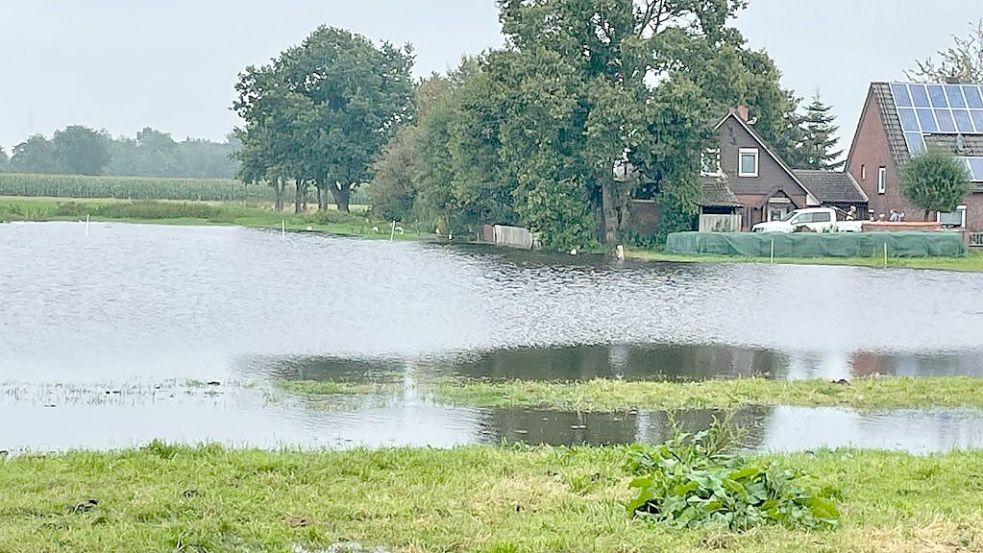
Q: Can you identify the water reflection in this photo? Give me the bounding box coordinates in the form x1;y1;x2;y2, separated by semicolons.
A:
239;344;983;384
1;383;980;454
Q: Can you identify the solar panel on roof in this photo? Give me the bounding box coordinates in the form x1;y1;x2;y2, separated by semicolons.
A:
916;108;938;132
889;84;983;157
968;157;983;182
905;133;926;154
909;85;931;107
898;108;919;131
892;83;912;107
946;85;967;108
928;85;949;107
936;109;957;132
954;110;975;133
964;86;983;109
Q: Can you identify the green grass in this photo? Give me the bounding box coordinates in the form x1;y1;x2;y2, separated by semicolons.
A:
433;377;983;411
0;196;414;241
629;247;983;272
1;445;980;552
0;173;272;202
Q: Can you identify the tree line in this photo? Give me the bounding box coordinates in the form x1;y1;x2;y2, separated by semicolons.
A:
236;0;852;248
0;126;239;179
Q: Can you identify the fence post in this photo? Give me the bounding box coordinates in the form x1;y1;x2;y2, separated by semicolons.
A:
883;242;888;269
770;239;775;264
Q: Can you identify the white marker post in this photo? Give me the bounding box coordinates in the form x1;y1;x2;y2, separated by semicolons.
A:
85;214;90;236
282;219;285;237
390;220;396;241
770;239;775;264
883;242;888;269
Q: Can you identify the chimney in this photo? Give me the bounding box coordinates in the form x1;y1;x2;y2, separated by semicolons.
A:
735;104;750;122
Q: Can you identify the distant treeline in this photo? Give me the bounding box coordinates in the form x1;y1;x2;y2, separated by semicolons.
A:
0;126;240;179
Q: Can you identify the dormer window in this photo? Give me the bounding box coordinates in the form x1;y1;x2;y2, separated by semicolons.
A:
738;148;759;177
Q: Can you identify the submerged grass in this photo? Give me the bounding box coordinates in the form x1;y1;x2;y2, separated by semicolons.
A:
0;445;980;552
628;247;983;272
276;380;394;396
434;377;983;411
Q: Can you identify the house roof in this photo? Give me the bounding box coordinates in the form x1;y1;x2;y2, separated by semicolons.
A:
700;174;741;206
714;110;820;205
793;170;869;204
868;82;912;169
924;134;983;157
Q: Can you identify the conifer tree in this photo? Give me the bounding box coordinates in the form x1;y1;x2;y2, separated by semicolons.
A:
798;93;844;170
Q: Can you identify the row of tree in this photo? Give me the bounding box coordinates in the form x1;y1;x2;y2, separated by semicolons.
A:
236;0;847;247
0;126;239;178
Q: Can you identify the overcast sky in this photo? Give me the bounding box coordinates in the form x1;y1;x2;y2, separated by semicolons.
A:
1;0;981;155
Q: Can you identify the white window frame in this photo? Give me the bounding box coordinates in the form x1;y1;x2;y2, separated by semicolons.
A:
738;148;759;178
877;166;887;194
937;205;967;228
861;164;866;181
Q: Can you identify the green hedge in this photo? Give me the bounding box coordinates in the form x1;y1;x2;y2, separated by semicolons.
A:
667;231;967;258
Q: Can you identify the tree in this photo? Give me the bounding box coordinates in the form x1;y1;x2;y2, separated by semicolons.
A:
486;0;797;247
901;149;971;221
9;135;59;173
234;26;415;213
0;146;8;172
797;93;844;170
51;125;111;175
908;19;983;83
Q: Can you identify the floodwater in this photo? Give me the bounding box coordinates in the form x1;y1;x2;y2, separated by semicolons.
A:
2;222;983;453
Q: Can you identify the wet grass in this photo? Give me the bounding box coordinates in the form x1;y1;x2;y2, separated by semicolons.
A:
276;380;394;396
0;196;413;241
433;377;983;411
629;247;983;272
0;445;980;552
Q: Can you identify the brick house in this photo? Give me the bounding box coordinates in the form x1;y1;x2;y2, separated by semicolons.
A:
845;82;983;231
705;108;867;231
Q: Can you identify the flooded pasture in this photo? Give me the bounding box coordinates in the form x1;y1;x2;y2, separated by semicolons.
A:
1;222;982;453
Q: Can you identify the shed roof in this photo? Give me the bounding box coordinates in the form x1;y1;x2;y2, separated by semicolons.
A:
792;170;869;204
699;175;741;206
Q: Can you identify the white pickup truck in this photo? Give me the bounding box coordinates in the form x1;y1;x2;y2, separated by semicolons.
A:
752;207;863;234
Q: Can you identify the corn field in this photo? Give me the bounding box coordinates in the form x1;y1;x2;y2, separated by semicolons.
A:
0;173;274;202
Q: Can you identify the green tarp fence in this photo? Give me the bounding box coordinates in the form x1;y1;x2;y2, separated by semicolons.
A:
666;232;966;258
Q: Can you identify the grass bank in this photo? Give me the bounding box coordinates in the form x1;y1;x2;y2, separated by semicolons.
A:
1;445;980;552
0;196;414;241
629;247;983;272
433;377;983;411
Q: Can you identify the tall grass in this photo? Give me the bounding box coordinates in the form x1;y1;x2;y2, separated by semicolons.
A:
0;173;373;204
0;173;271;202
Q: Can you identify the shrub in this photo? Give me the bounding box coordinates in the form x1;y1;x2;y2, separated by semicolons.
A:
626;421;839;531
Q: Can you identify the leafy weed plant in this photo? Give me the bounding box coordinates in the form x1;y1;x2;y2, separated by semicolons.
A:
626;419;840;531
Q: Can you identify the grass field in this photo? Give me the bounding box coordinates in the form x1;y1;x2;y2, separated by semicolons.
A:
628;247;983;272
0;196;414;241
1;445;980;552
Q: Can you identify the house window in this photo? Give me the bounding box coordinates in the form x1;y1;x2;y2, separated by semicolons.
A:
738;148;759;177
701;148;721;176
938;206;967;228
861;164;866;181
877;167;887;194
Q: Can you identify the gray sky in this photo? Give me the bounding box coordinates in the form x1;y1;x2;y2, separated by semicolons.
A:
1;0;981;156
